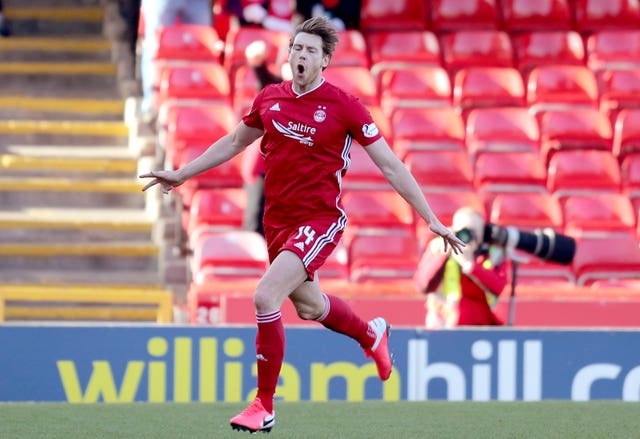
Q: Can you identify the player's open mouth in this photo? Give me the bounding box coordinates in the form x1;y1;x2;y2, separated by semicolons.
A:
297;64;305;74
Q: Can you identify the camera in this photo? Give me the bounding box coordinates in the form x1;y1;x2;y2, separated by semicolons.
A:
456;223;576;265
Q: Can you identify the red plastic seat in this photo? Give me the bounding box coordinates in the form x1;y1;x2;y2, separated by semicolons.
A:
474;151;547;194
621;153;640;193
316;241;349;280
323;66;378;106
526;65;599;114
572;0;640;32
360;0;429;32
572;234;640;286
586;30;640;71
379;66;452;117
501;0;573;32
190;230;269;284
547;149;621;198
538;109;613;163
429;0;500;32
343;144;389;190
512;31;585;73
154;24;223;62
404;150;474;191
188;188;247;235
465;107;540;163
342;189;414;233
415;191;486;244
489;192;564;230
157;63;231;110
348;232;421;283
223;27;290;75
163;103;238;167
439;30;514;73
452;67;526;114
332;30;370;68
176;146;244;206
391;107;466;159
367;31;441;77
599;69;640;119
613;108;640;159
562;193;636;236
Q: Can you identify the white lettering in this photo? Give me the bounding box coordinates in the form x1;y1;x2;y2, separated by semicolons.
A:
407;340;465;400
622;366;640;401
471;341;492;401
288;121;316;135
571;364;621;401
498;340;517;401
523;341;542;401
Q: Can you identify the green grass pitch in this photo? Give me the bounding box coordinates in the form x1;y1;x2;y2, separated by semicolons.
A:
1;401;638;439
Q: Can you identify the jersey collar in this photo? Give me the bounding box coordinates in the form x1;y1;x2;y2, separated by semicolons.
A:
292;77;325;98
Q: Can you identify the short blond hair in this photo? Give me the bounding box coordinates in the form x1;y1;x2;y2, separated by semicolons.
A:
289;16;339;58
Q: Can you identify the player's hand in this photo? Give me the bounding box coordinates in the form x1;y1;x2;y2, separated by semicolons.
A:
139;170;184;194
429;220;466;255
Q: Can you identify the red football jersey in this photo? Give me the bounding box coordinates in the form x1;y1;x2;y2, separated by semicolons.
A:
242;79;383;229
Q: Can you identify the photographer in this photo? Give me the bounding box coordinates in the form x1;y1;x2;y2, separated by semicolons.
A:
415;207;510;328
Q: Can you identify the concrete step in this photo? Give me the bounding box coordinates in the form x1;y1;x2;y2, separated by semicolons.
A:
0;97;124;121
0;176;146;208
0;241;159;271
0;154;137;177
0;71;120;99
0;269;162;286
0;207;153;242
0;119;127;136
0;36;112;62
3;5;104;36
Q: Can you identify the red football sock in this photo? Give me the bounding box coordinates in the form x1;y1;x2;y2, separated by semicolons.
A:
316;294;376;349
255;311;284;413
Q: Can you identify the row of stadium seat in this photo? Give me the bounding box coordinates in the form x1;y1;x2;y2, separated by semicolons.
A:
360;0;640;33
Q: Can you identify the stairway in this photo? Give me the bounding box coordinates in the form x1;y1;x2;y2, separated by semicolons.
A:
0;0;175;322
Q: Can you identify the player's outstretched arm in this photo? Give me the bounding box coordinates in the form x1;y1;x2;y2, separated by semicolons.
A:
363;138;466;255
139;122;264;193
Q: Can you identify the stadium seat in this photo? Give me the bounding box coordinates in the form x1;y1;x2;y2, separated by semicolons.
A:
429;0;500;32
415;191;486;247
572;0;640;32
489;191;564;231
526;65;599;114
348;231;421;283
378;66;452;117
156;63;231;110
332;30;370;68
439;30;514;73
599;69;640;120
190;230;269;284
546;149;621;198
404;149;474;192
515;254;577;287
162;103;238;168
613;109;640;160
621;152;640;193
175;146;244;206
366;31;441;79
188;188;247;235
465;107;540;163
343;143;389;190
500;0;573;32
572;234;640;286
512;31;585;73
538;108;613;163
316;241;349;280
342;189;414;234
452;67;526;115
154;24;223;62
562;193;636;236
359;0;429;32
474;151;547;194
322;66;378;106
391;107;466;159
223;26;290;75
586;30;640;71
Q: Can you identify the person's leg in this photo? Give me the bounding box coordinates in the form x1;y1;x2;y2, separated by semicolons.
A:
230;250;307;433
289;278;393;381
139;0;177;116
178;0;213;26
